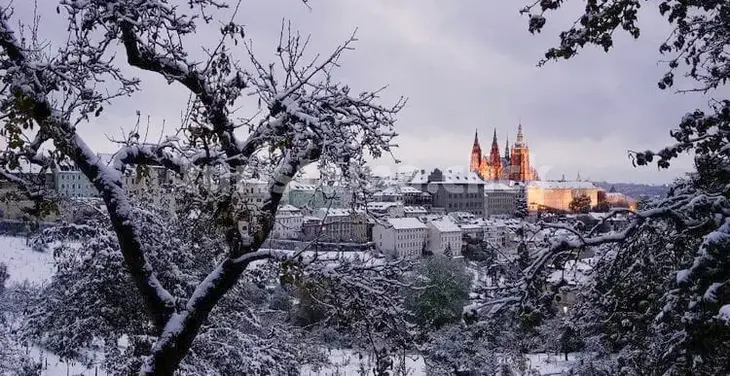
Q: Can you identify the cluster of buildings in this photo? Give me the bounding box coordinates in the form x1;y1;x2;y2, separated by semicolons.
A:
0;125;638;262
469;124;637;214
270;176;520;259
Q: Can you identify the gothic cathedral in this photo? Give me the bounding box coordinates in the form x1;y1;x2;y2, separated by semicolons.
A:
469;124;538;181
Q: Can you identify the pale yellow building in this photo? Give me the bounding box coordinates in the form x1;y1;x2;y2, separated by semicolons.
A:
526;181;600;213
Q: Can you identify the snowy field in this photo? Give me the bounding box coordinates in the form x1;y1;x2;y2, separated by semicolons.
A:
1;236;574;375
302;349;426;376
0;236;55;285
301;350;577;376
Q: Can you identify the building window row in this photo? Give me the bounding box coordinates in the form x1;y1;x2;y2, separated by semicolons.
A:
447;192;480;199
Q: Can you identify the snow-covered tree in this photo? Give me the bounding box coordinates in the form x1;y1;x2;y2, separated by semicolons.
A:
283;252;417;376
23;197;328;374
0;1;402;374
505;0;730;373
420;324;498;375
406;255;472;330
0;263;41;376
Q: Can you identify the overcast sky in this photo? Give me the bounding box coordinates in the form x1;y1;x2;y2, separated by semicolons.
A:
13;0;720;184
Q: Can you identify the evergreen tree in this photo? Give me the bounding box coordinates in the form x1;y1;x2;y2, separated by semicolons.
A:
568;194;591;214
406;255;472;330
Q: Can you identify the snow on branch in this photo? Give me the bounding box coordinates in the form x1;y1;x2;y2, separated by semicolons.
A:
475;190;730;319
0;6;179;331
2;2;404;374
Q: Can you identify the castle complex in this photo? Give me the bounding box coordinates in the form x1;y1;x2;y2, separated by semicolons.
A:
469;124;538;181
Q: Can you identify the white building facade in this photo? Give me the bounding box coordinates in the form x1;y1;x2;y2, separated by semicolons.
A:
239;179;269;209
54;168;98;198
272;204;304;239
426;217;463;256
373;217;428;259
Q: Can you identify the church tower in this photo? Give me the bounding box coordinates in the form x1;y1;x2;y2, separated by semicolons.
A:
469;130;482;174
488;129;502;180
509;123;534;181
504;136;510;164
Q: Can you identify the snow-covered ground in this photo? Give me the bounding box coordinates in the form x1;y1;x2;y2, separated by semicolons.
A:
301;349;578;375
302;349;425;376
0;236;103;375
26;347;107;376
0;236;55;286
1;236;574;375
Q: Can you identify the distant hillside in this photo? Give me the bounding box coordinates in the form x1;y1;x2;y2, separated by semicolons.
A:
593;181;670;198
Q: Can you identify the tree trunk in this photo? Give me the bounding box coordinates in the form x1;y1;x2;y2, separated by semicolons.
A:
139;257;249;375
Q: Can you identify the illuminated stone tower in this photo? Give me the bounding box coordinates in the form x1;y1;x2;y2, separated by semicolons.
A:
469;130;482;174
509;123;534;181
488;129;503;180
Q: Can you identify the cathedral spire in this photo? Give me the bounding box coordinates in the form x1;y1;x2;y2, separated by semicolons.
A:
470;129;483;174
504;135;510;160
491;128;499;151
516;122;525;146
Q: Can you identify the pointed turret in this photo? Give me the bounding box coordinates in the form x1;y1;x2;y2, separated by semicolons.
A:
470;129;483;174
504;136;510;162
576;171;582;181
487;128;502;180
489;128;501;157
516;123;525;147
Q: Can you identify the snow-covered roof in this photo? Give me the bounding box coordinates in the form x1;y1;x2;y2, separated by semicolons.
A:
410;169;485;185
374;185;423;196
547;259;594;286
12;160;49;174
278;204;301;213
428;218;461;233
385;217;427;230
527;181;597;190
458;223;483;231
483;182;517;191
448;211;477;222
483;217;515;227
367;201;402;211
403;206;427;214
317;208;356;218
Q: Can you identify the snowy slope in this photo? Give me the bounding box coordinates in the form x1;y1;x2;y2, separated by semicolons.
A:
0;237;573;375
0;236;54;286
